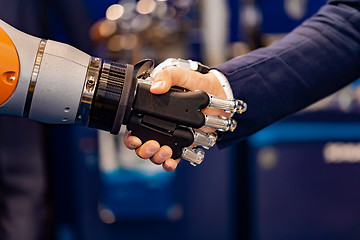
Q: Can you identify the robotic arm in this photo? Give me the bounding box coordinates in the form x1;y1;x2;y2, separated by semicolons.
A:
0;20;246;166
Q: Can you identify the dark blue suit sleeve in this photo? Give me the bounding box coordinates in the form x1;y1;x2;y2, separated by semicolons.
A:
216;0;360;147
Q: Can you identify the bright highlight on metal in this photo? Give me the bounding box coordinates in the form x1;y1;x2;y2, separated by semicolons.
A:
208;95;247;114
204;114;237;132
23;39;47;118
76;57;102;125
182;147;205;166
193;131;217;149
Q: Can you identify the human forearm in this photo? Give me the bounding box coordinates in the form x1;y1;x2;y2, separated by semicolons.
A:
216;1;360;146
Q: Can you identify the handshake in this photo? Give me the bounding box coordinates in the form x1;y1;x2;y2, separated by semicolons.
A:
122;58;247;171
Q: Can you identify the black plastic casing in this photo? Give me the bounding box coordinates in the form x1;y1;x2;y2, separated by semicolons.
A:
88;61;136;134
131;83;209;128
125;83;210;159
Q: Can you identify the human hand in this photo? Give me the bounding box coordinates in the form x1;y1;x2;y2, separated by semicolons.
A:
124;67;228;171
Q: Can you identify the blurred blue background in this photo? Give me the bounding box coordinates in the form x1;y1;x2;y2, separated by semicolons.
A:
2;0;360;240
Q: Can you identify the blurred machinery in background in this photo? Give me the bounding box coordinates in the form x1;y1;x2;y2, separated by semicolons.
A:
48;0;360;240
89;0;202;63
0;0;94;239
249;118;360;240
235;1;360;240
51;1;239;240
91;0;204;224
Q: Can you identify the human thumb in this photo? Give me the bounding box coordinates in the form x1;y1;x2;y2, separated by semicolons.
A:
150;68;198;94
150;80;169;94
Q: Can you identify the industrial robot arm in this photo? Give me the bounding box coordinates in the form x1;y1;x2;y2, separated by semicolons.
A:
0;20;246;166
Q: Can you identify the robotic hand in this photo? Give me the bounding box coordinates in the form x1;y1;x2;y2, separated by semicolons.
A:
127;58;247;165
0;20;246;166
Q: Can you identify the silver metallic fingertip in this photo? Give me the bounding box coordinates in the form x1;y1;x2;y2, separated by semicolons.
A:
229;118;237;132
182;147;205;166
193;131;217;149
204;115;237;132
207;94;247;114
235;99;247;114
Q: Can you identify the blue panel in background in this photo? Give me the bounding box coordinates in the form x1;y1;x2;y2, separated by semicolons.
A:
249;122;360;148
228;0;242;42
259;0;327;33
100;168;176;220
248;121;360;240
83;0;118;21
51;125;239;240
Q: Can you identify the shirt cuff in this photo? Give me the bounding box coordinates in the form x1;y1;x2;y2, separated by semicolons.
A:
209;69;234;100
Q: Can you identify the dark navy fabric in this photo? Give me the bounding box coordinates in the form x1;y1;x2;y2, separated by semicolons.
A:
216;0;360;147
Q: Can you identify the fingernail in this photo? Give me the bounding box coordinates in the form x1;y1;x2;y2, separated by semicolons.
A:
163;164;174;172
151;81;165;90
129;143;138;149
163;164;171;171
146;145;158;154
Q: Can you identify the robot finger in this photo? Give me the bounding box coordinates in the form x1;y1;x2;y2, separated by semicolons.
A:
181;147;205;166
207;94;247;114
204;114;237;132
192;130;217;149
